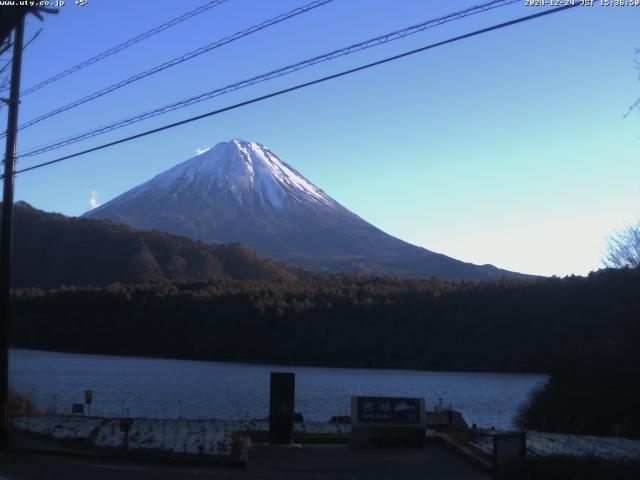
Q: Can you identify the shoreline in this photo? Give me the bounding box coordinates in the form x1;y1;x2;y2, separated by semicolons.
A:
10;347;550;376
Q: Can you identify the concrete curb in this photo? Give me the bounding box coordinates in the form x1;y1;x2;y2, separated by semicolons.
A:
437;433;493;473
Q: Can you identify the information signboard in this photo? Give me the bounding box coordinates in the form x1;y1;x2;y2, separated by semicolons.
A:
350;395;426;447
353;396;424;426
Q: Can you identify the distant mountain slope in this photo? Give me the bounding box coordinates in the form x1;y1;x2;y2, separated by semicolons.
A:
84;139;531;281
10;202;299;288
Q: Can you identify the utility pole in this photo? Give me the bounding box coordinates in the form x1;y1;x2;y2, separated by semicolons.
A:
0;15;25;450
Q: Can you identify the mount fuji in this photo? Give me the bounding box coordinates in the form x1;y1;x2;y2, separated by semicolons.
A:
84;139;527;280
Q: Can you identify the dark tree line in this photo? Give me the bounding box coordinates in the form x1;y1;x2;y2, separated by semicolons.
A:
10;267;640;436
12;269;638;372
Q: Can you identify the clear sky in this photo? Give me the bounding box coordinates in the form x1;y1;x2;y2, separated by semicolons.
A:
3;0;638;277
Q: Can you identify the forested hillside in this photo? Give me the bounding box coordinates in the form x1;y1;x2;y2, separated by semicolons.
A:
10;202;300;287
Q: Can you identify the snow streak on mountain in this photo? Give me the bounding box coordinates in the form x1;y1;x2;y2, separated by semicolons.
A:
84;139;528;280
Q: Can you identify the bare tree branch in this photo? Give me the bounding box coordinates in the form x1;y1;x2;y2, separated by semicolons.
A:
604;222;640;269
626;48;640;117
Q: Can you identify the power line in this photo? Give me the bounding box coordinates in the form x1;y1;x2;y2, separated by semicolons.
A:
0;28;41;80
5;0;336;138
8;4;578;178
16;0;519;158
19;0;230;97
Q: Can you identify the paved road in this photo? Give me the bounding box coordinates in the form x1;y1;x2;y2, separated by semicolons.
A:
0;445;490;480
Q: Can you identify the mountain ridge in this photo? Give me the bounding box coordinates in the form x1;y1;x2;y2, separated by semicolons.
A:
84;138;532;281
10;201;300;288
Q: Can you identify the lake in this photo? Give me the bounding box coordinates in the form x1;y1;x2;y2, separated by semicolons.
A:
9;349;547;430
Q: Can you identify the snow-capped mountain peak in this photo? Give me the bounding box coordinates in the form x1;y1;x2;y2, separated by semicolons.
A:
105;139;336;212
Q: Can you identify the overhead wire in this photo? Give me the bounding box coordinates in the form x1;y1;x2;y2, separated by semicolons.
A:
19;0;230;97
7;4;579;178
16;0;519;158
0;28;42;83
4;0;336;137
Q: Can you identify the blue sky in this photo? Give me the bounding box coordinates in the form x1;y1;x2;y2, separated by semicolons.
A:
3;0;639;277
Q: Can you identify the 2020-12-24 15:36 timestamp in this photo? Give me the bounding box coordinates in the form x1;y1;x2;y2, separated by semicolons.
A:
525;0;640;6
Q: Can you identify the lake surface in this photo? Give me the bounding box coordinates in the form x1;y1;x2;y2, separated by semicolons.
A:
9;349;547;430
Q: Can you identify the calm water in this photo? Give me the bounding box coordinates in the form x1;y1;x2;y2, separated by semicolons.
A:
9;349;547;430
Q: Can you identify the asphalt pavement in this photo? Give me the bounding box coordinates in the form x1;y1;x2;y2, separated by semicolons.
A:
0;444;491;480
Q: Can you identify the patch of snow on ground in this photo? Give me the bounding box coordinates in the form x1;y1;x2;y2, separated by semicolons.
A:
294;421;350;435
11;416;350;458
92;418;234;456
469;431;640;460
11;415;105;440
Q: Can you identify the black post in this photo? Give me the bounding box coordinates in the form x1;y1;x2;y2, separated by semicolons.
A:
0;16;25;450
269;372;295;445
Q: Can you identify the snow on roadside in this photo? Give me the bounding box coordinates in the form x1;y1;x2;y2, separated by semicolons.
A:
11;415;105;440
63;417;237;456
11;416;350;457
294;420;350;435
469;431;640;460
93;418;121;448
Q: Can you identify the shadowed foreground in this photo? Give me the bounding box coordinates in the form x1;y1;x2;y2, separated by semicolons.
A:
0;444;490;480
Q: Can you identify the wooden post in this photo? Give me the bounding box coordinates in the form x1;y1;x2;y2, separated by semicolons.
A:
0;15;25;450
